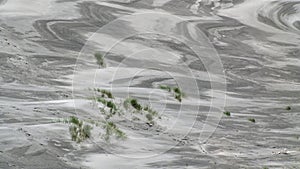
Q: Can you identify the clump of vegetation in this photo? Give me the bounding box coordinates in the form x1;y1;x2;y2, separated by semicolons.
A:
143;105;149;111
223;111;231;117
106;101;117;113
95;89;113;98
145;113;153;121
173;87;184;102
62;86;162;143
175;94;182;102
158;85;184;102
68;116;92;143
60;49;164;144
248;118;256;123
286;106;291;110
103;122;126;141
159;85;171;92
130;99;143;111
94;53;105;67
145;106;158;116
123;98;131;110
94;89;117;116
124;98;158;118
96;97;107;105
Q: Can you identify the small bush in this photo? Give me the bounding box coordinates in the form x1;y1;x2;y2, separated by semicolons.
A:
130;99;142;111
99;89;113;98
147;107;158;116
68;116;92;143
123;98;131;110
159;85;184;102
96;97;117;114
145;113;153;121
173;87;184;102
96;97;107;105
248;118;256;123
175;94;182;102
173;87;181;94
143;106;149;111
106;101;117;113
82;89;164;143
223;111;231;116
159;85;171;92
70;116;80;125
94;53;105;67
104;122;126;141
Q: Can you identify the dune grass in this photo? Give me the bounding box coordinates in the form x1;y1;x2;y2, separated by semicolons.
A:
104;122;126;141
123;98;131;110
173;87;181;95
173;87;184;102
130;99;143;111
95;89;113;98
145;106;158;116
61;49;165;144
64;87;162;143
68;116;92;143
94;89;117;115
106;101;117;113
158;85;184;102
94;53;105;67
159;85;171;92
69;89;158;142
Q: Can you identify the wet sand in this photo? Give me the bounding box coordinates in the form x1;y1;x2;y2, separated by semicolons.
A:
0;0;300;168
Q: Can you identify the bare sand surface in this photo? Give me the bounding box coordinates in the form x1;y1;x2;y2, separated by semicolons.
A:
0;0;300;168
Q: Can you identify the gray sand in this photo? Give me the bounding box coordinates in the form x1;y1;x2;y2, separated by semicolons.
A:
0;0;300;168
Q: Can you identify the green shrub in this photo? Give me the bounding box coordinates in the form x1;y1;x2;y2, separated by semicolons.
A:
223;111;231;116
175;94;182;102
173;87;184;102
68;116;92;143
99;89;113;98
96;97;107;104
123;98;131;110
130;99;142;111
158;85;184;102
70;116;80;125
94;53;105;67
248;118;256;123
159;85;171;92
145;113;153;121
106;101;117;113
70;88;164;143
146;107;158;116
143;106;149;111
104;122;126;141
173;87;181;94
96;97;117;114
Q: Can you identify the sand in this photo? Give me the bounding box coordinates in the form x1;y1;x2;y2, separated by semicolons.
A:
0;0;300;168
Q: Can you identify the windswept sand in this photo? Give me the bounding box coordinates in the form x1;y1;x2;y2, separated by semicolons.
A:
0;0;300;168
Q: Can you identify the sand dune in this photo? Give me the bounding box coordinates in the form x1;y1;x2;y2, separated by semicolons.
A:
0;0;299;168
